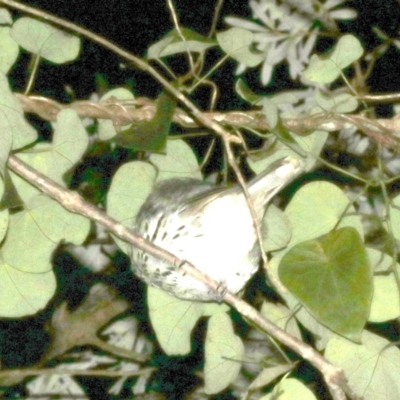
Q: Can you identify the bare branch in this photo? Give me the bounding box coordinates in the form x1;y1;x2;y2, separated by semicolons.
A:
7;154;356;400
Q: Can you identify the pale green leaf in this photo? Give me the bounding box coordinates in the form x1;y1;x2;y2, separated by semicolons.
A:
248;364;296;392
315;90;358;113
0;27;19;73
204;312;244;394
262;204;292;252
261;378;317;400
0;209;8;243
325;331;400;400
284;181;357;247
14;109;88;200
0;262;56;317
217;27;264;67
11;17;80;64
235;78;261;104
107;161;156;253
260;98;279;129
0;8;12;24
303;35;363;83
0;72;37;150
279;227;372;341
260;301;302;340
369;275;400;322
150;139;202;181
1;194;89;272
98;88;134;140
148;287;204;355
148;27;215;59
388;194;400;241
295;130;329;170
0;114;12;199
367;247;395;272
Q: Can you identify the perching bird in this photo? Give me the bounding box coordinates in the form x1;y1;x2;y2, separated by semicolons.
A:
130;157;303;301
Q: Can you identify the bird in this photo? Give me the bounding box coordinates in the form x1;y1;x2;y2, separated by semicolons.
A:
130;156;303;301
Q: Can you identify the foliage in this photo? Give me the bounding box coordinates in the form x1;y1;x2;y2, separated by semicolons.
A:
0;1;399;399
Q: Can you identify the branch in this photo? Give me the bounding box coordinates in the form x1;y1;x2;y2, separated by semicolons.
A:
7;154;357;400
15;93;400;149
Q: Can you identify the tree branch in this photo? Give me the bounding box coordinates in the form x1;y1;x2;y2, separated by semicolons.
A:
7;154;357;400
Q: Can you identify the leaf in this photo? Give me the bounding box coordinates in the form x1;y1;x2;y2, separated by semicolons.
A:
248;364;296;392
260;301;302;340
0;209;8;243
11;17;80;64
14;109;89;201
314;90;358;113
261;378;317;400
284;181;361;247
150;139;202;181
279;227;373;341
325;331;400;400
388;194;400;241
0;72;37;150
148;287;204;355
260;98;279;129
147;27;215;59
369;274;400;322
0;261;56;317
0;27;19;73
98;88;134;141
303;34;363;83
1;194;90;273
235;78;261;104
204;312;244;394
114;91;175;152
262;204;292;252
217;27;264;67
107;161;156;253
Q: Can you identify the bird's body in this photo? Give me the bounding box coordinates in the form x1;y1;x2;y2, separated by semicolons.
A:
130;157;303;301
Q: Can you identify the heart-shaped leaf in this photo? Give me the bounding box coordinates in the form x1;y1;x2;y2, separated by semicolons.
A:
279;227;373;342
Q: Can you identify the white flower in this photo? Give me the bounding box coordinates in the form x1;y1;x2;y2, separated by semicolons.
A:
225;0;357;85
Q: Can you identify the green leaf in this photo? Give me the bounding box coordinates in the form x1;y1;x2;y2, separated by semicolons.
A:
261;301;302;340
284;181;361;247
217;27;264;67
147;27;215;59
204;312;244;394
303;34;363;84
314;90;358;113
262;204;292;252
325;331;400;400
1;194;90;273
279;227;373;341
388;194;400;241
270;252;345;351
248;364;296;393
261;378;317;400
235;78;261;104
114;91;175;152
98;88;134;141
14;109;88;200
107;161;156;253
0;72;37;150
0;27;19;73
369;274;400;322
260;98;279;130
148;287;204;355
11;17;80;64
150;139;202;181
0;209;8;243
0;261;56;317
